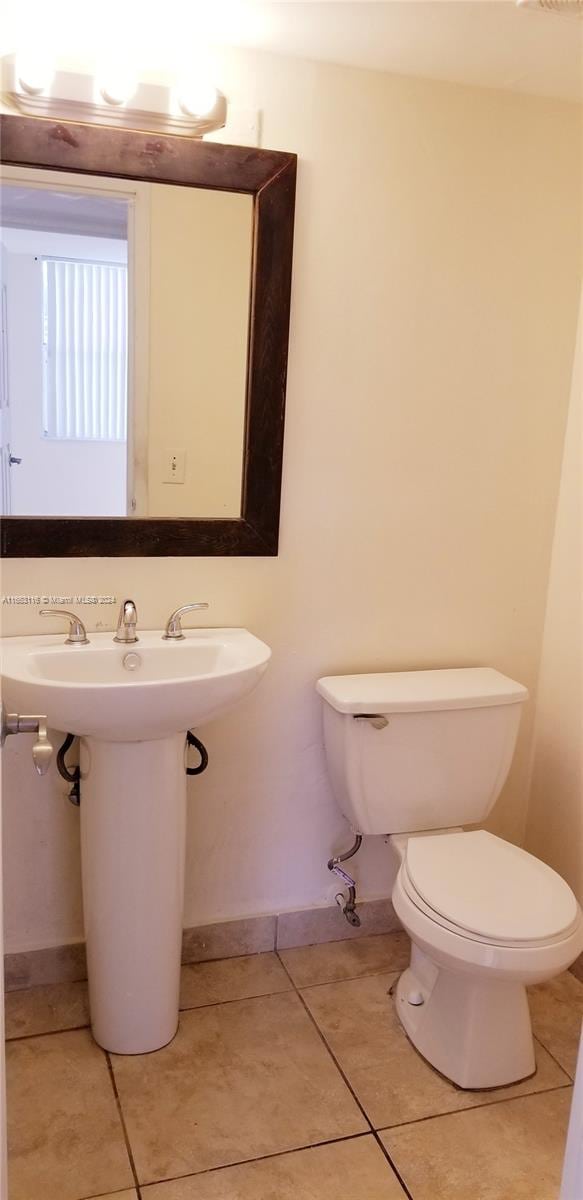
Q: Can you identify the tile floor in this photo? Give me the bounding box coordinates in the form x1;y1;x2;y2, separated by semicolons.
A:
5;931;581;1200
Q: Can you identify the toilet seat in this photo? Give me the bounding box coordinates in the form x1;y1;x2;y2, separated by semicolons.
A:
401;830;580;948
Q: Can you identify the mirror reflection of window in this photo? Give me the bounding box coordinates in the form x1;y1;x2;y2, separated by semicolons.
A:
42;256;128;443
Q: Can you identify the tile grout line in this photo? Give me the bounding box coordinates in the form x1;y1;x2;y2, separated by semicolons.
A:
275;950;415;1200
531;1033;576;1084
139;1131;372;1190
105;1051;143;1200
376;1082;574;1136
5;1021;91;1043
180;987;292;1013
81;1185;139;1200
293;966;402;991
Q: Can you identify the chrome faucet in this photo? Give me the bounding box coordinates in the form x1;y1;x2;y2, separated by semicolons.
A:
114;598;139;643
163;602;209;640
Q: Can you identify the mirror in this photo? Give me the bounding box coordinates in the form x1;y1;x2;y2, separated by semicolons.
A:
1;170;254;520
0;115;296;556
1;170;253;519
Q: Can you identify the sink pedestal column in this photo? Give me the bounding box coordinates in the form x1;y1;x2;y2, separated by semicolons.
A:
80;733;187;1054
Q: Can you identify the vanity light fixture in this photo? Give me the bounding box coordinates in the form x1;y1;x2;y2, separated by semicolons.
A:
1;54;227;138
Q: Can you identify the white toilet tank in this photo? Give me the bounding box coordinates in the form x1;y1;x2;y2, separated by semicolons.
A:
317;668;528;835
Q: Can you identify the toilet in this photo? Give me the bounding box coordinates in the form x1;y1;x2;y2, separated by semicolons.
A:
317;667;583;1089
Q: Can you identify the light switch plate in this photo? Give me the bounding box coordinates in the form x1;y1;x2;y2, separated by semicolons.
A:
162;449;186;484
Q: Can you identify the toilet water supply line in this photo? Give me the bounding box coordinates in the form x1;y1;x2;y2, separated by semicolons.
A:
56;730;209;803
57;733;80;804
185;731;209;775
328;834;363;927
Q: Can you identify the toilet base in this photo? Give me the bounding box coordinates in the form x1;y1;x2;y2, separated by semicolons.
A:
395;945;536;1089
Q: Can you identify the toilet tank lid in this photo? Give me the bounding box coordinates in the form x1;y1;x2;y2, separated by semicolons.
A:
316;668;528;714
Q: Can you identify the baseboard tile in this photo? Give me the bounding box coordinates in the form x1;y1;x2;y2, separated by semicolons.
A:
181;915;276;965
4;942;88;992
4;897;398;990
276;897;399;950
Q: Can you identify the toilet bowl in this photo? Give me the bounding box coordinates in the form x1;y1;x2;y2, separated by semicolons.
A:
316;667;583;1089
390;829;583;1088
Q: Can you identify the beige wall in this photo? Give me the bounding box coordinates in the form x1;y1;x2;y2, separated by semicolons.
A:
147;185;252;517
526;289;583;900
1;48;581;952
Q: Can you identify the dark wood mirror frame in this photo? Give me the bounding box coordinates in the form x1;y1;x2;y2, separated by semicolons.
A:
0;113;296;557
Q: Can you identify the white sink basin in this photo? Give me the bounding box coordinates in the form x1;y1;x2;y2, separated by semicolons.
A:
1;627;271;741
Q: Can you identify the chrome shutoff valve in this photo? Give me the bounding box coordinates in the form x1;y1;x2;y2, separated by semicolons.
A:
328;833;363;928
1;704;54;775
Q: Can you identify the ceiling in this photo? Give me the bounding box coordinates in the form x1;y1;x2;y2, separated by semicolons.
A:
0;185;128;239
2;0;582;104
221;1;583;103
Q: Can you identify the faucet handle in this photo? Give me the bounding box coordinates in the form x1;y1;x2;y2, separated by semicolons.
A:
40;608;89;645
162;603;209;641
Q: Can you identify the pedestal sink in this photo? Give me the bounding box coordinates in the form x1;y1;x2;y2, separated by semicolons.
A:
1;629;271;1054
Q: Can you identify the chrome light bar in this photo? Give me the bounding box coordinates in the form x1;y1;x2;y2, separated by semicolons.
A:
1;56;227;139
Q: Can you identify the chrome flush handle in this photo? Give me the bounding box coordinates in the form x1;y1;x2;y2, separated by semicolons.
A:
163;603;209;640
354;715;389;730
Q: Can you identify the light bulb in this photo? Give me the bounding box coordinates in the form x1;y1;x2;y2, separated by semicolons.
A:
97;70;137;107
16;51;55;97
178;81;218;119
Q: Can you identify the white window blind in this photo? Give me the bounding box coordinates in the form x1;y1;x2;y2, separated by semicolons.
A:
42;257;128;441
